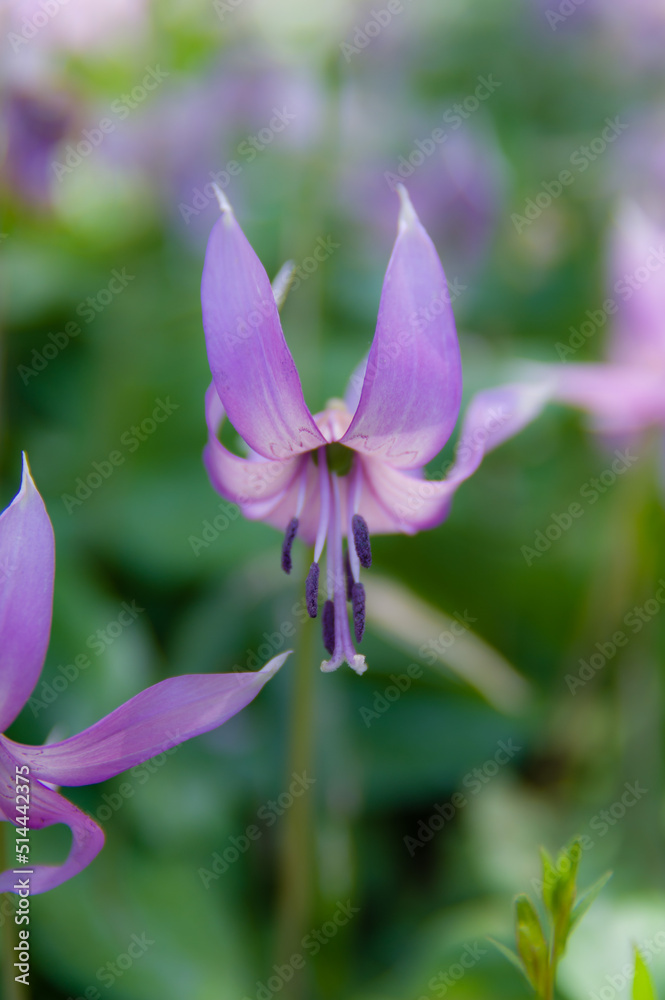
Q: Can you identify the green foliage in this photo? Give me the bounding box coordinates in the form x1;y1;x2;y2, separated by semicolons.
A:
634;949;658;1000
493;839;611;999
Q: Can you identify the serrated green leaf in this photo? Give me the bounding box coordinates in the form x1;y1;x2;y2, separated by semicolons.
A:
487;936;530;983
515;895;550;995
633;949;657;1000
569;871;612;934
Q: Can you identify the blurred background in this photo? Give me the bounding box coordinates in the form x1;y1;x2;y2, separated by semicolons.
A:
1;0;665;997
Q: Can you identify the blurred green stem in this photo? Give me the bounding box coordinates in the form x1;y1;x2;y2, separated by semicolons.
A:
0;825;21;1000
274;603;316;991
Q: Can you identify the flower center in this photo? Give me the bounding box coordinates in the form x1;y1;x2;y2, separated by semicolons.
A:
278;443;372;675
314;442;354;476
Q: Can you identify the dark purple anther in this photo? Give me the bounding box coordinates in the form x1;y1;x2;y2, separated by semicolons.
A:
351;514;372;568
322;600;335;654
344;548;354;601
351;582;366;642
281;517;299;574
306;562;320;618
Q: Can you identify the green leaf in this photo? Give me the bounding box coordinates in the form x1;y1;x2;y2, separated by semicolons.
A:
551;840;583;959
633;949;657;1000
515;895;550;995
569;871;613;934
540;846;557;914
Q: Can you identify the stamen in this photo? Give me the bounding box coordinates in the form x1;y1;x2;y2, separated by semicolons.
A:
306;562;320;618
351;582;366;642
281;517;298;574
344;548;354;602
351;514;372;568
322;600;335;654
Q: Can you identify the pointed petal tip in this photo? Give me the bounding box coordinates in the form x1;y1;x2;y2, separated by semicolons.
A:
261;650;291;678
396;183;418;232
212;183;233;216
19;451;37;496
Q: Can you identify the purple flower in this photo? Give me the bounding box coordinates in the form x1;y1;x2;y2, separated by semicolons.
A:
0;457;285;895
550;203;665;437
201;185;549;674
1;88;73;205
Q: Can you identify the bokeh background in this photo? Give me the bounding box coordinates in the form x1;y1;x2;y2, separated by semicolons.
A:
2;0;665;997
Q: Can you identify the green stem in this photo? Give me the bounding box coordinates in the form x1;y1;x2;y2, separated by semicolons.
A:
274;608;316;992
0;825;21;1000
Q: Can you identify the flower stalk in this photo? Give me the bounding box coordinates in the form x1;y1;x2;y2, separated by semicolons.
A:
274;602;316;992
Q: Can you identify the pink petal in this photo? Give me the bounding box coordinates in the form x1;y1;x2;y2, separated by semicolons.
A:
609;203;665;368
359;380;554;533
201;191;325;460
553;363;665;433
0;456;54;731
445;380;555;487
0;741;104;895
6;655;287;786
341;186;462;469
203;382;305;509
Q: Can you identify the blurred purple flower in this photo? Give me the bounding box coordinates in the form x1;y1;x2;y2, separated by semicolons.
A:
548;203;665;437
201;185;548;673
1;88;72;204
0;457;285;894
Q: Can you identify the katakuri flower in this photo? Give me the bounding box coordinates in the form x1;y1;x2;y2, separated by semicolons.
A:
0;456;286;894
549;202;665;439
202;184;549;675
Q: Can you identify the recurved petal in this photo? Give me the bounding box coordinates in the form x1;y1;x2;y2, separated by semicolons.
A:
0;455;54;732
0;752;104;895
358;380;554;534
204;382;305;508
201;191;325;460
6;655;287;787
341;186;462;469
445;379;555;487
552;363;665;433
